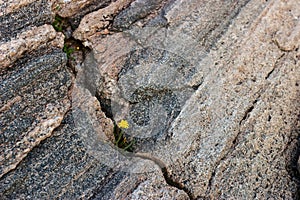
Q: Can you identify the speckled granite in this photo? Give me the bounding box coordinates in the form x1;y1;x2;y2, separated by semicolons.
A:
0;0;299;199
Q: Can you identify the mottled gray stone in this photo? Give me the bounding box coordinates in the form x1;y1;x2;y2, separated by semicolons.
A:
75;0;300;199
0;0;53;42
0;112;124;199
0;0;71;182
73;0;134;42
1;0;300;199
54;0;114;29
109;47;198;152
0;47;71;178
112;0;166;30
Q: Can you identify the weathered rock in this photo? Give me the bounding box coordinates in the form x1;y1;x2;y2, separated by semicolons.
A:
72;59;115;144
0;0;71;179
0;0;53;42
0;111;123;199
156;0;300;199
73;0;134;42
0;0;36;16
0;77;188;199
0;0;300;199
0;25;64;69
112;0;167;30
53;0;111;17
53;0;117;28
72;0;300;199
0;47;71;178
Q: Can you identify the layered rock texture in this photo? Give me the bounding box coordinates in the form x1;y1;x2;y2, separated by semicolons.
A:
0;0;299;199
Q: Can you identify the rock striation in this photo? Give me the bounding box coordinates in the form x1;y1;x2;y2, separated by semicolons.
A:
0;0;299;199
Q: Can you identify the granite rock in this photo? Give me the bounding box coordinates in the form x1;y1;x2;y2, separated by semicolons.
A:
0;0;53;42
73;0;134;42
0;47;71;178
0;0;71;179
1;86;187;199
0;25;64;69
73;0;299;199
53;0;119;28
0;0;299;199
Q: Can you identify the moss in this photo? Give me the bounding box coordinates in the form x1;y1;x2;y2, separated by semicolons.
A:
63;44;74;59
52;15;63;32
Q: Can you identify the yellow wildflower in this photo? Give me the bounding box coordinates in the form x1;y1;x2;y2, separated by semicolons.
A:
118;120;129;129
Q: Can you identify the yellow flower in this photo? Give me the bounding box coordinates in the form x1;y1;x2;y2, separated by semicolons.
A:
118;120;129;129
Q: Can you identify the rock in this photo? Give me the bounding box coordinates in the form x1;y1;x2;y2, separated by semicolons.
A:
0;25;64;69
72;0;300;199
0;0;71;179
0;111;125;199
73;0;133;42
0;0;53;42
0;76;187;199
156;0;300;199
0;0;37;17
0;0;300;199
112;0;166;30
72;58;115;143
298;156;300;175
0;47;71;178
53;0;114;28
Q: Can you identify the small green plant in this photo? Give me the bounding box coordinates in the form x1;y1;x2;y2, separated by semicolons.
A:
114;120;135;152
63;44;74;59
52;15;63;32
55;5;61;11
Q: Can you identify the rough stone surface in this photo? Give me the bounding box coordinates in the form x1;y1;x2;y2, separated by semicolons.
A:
0;0;36;16
0;48;71;178
53;0;115;28
0;0;53;42
0;0;71;179
0;25;64;69
73;0;134;42
0;0;300;199
53;0;111;17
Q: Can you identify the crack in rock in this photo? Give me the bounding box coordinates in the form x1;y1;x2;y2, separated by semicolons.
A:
265;53;285;80
205;95;261;196
125;152;195;199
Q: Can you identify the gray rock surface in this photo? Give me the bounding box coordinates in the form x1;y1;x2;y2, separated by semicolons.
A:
53;0;114;28
0;0;53;42
0;0;299;199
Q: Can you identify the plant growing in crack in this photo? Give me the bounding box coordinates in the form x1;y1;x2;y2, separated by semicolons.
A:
114;120;135;152
52;15;63;32
63;44;75;59
112;120;193;198
55;5;61;11
51;15;80;61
